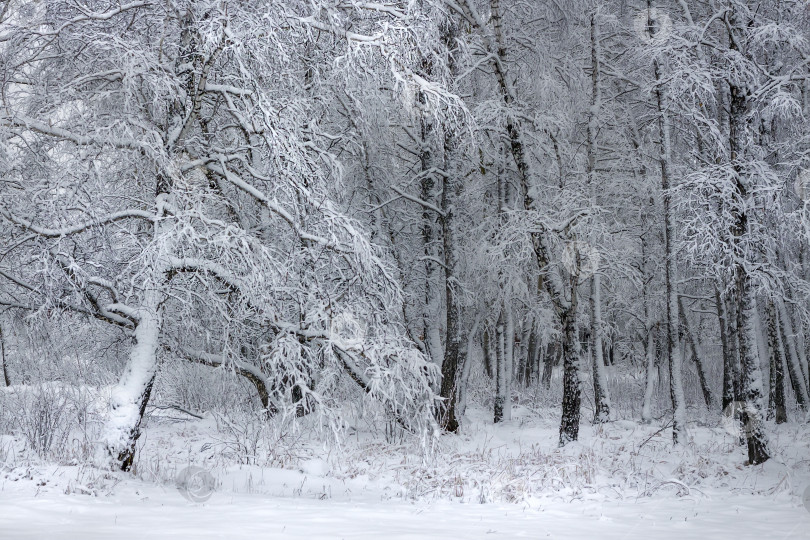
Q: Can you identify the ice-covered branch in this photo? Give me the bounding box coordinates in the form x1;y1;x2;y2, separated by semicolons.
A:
0;209;153;238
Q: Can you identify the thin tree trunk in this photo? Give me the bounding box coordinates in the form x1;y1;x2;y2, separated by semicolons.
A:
586;10;611;425
517;316;531;385
776;299;810;409
494;309;506;423
458;314;481;418
766;301;788;424
591;272;611;423
717;287;737;410
788;302;810;390
541;343;554;389
526;325;538;384
503;305;514;422
640;201;656;424
419;124;444;364
641;324;657;423
652;42;685;444
437;17;465;431
476;0;581;443
0;323;9;387
418;78;443;367
483;327;493;378
678;297;714;409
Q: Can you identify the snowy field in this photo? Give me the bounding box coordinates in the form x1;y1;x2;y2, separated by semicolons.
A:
1;483;808;540
2;405;809;539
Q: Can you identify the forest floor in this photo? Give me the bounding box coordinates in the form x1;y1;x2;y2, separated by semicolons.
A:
1;404;809;539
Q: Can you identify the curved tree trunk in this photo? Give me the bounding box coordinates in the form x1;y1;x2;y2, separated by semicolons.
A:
103;288;163;471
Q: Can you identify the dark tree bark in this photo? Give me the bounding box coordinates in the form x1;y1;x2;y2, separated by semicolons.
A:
652;49;685;445
716;287;738;411
483;327;493;378
776;300;810;410
0;323;9;387
525;326;538;384
727;20;770;462
766;301;788;424
678;297;714;409
559;302;582;445
436;17;465;433
494;309;506;423
541;343;555;390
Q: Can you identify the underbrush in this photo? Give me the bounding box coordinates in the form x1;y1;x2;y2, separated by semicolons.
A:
1;371;808;507
0;383;107;465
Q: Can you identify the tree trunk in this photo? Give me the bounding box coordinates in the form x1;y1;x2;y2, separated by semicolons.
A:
640;201;656;424
734;271;770;464
586;11;611;426
776;299;810;409
485;0;581;443
652;46;685;444
787;301;810;391
494;309;506;423
517;316;531;385
727;11;770;461
458;314;481;418
559;299;582;445
418;80;443;367
483;327;493;378
418;85;442;359
525;325;538;384
103;288;163;471
503;305;514;422
641;324;657;424
591;273;611;423
0;323;9;387
766;301;788;424
717;287;737;410
437;17;465;432
541;343;555;389
678;297;714;409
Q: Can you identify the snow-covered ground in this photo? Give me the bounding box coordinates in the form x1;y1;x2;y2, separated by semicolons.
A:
1;481;808;539
2;404;809;539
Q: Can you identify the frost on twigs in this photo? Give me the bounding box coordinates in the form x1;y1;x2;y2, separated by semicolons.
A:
633;8;672;45
329;311;367;350
721;401;761;439
561;241;600;279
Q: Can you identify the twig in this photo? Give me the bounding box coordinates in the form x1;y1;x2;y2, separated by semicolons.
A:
147;404;204;420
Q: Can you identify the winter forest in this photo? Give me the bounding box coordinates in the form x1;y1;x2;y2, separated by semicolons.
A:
0;0;809;537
